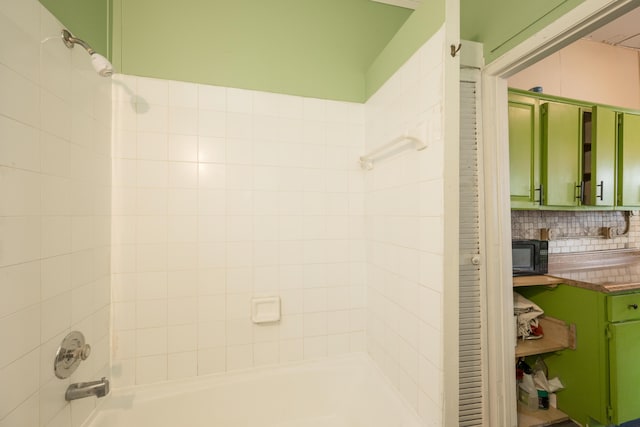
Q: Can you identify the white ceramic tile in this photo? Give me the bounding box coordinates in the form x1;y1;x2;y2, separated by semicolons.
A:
169;80;198;108
137;188;167;215
137;132;168;160
226;344;253;371
198;136;226;163
136;243;168;272
198;321;226;349
168;324;197;352
303;336;327;360
167;270;198;298
135;354;167;384
327;333;350;356
253;241;279;265
168;351;197;380
227;88;252;113
198;85;226;111
136;271;167;300
198;109;226;137
137;77;168;106
198;163;226;189
326;310;350;335
0;349;39;419
113;330;135;360
136;300;167;329
169;107;198;135
303;312;327;337
0;63;39;127
0;392;38;427
168;134;198;162
303;288;327;313
197;294;226;322
136;327;167;356
0;261;40;318
226;318;253;345
0;115;40;171
279;338;303;363
137;160;168;188
167;189;198;215
0;305;40;369
227;113;253;139
253;341;279;366
197;347;225;375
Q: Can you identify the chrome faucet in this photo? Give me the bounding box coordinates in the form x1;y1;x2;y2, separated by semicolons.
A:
65;377;110;401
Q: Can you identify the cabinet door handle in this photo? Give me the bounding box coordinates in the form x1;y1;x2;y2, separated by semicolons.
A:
597;181;604;201
629;304;638;310
575;182;585;202
534;184;544;205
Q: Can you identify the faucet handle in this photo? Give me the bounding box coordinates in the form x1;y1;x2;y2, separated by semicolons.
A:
78;344;91;361
55;331;91;379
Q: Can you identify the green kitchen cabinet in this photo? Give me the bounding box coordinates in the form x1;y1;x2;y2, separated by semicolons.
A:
541;102;582;207
583;106;617;207
617;113;640;207
509;93;541;208
519;285;640;426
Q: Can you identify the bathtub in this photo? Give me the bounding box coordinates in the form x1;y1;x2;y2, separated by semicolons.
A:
84;354;422;427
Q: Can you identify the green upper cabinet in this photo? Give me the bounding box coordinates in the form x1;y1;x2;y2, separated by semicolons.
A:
509;94;540;208
586;106;617;207
541;102;582;207
618;113;640;207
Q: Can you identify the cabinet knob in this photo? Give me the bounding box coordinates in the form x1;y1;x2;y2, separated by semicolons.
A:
629;304;638;310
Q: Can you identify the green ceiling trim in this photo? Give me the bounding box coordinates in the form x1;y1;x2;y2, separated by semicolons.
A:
365;0;445;100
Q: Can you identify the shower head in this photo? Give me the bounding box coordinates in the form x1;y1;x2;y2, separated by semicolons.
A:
61;29;114;77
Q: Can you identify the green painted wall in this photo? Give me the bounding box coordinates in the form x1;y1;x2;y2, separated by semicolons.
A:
39;0;111;59
461;0;584;64
112;0;411;102
365;0;445;99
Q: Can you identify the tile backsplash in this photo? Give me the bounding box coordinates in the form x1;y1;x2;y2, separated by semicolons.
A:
511;210;640;253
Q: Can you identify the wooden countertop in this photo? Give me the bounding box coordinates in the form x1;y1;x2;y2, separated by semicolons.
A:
513;249;640;293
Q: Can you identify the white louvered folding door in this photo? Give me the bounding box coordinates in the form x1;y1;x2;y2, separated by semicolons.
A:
459;75;488;426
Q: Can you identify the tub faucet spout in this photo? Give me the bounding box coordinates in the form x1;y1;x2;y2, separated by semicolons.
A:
65;377;110;401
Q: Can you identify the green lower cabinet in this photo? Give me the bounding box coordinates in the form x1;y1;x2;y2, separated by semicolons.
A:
519;286;640;426
609;320;640;424
519;285;608;425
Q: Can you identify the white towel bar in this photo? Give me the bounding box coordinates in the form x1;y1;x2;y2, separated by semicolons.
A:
359;135;427;170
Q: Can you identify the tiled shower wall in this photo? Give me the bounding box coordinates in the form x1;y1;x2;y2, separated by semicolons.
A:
110;76;366;387
364;27;446;425
511;210;640;253
0;1;112;427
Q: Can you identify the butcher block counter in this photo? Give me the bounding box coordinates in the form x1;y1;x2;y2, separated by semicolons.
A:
513;249;640;293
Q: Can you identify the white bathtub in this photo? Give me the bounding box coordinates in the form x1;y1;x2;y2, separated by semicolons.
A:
84;354;422;427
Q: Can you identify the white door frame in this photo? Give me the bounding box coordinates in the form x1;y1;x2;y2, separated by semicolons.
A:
480;1;640;425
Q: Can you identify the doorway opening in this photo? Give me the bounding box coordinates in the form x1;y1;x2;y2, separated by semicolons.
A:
481;1;640;425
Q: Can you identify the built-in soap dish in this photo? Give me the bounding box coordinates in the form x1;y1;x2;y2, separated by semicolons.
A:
251;296;281;324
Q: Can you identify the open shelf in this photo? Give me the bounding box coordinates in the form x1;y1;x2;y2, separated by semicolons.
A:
513;275;565;287
518;402;571;427
516;316;576;358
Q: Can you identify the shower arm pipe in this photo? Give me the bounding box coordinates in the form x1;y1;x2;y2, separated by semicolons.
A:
359;135;427;170
62;29;95;54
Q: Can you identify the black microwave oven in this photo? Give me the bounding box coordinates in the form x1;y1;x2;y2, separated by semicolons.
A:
512;239;548;276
